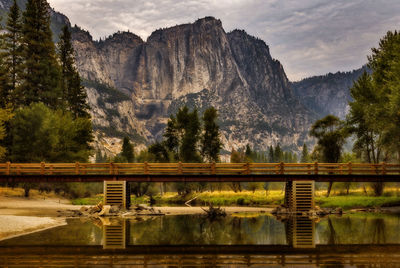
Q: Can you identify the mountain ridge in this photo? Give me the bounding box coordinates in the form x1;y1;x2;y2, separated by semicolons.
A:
0;0;365;157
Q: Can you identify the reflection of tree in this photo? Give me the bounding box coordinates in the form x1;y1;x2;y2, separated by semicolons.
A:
327;217;338;245
126;215;286;245
371;219;386;244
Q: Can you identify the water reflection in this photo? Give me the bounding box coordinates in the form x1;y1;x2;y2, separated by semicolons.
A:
1;213;400;267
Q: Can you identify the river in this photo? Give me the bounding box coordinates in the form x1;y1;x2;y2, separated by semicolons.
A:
1;213;400;267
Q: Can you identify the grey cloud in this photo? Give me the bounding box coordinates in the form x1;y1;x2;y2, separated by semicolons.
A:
48;0;400;80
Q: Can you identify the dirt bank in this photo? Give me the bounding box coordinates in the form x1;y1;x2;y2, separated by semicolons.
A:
0;215;66;241
0;196;81;217
152;206;273;215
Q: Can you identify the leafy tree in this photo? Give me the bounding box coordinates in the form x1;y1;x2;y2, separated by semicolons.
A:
148;142;169;162
9;102;93;162
310;115;348;196
121;137;134;163
3;0;23;107
21;0;61;108
177;106;201;162
0;108;13;160
346;31;400;195
201;107;222;162
57;25;89;118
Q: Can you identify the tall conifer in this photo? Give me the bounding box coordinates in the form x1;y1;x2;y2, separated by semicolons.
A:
21;0;61;108
57;25;89;118
4;0;23;107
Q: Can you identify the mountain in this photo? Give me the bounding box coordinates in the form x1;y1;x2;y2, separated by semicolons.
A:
0;0;363;158
71;17;318;155
291;67;367;119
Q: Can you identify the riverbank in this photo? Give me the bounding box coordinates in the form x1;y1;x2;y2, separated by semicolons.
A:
73;190;400;210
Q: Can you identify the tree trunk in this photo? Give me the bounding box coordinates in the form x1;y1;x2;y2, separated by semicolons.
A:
24;187;30;198
326;181;333;197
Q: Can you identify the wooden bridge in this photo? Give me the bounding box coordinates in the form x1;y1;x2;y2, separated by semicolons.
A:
1;244;400;267
0;162;399;182
1;162;399;211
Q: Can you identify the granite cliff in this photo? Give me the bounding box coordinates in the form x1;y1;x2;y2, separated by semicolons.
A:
72;17;317;155
0;0;364;157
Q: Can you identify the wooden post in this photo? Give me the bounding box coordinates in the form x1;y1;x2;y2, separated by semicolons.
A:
178;161;182;175
382;162;386;175
246;162;251;175
348;162;352;175
40;162;45;175
144;162;149;175
211;162;216;175
280;162;284;175
109;162;114;175
75;162;80;175
314;162;318;175
6;161;10;175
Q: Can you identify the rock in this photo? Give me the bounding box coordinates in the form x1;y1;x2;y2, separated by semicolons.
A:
98;205;111;216
71;17;316;156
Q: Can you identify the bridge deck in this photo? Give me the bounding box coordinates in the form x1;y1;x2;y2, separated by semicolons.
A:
0;162;399;182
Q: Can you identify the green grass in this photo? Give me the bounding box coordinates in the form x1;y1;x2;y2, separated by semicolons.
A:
71;190;400;210
71;195;103;205
316;195;400;210
154;191;284;206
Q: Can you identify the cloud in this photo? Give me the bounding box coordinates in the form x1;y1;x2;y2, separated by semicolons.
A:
48;0;400;81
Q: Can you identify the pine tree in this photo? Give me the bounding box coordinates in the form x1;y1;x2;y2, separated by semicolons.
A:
121;137;134;163
58;25;89;118
163;115;179;158
4;0;23;107
268;145;274;163
0;28;10;108
201;107;222;162
21;0;61;108
177;106;201;162
274;143;283;162
301;143;310;163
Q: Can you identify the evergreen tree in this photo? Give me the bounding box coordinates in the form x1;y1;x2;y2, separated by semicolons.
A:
274;143;283;162
201;107;222;162
58;25;89;118
268;145;274;163
121;137;134;163
163;115;179;158
4;0;23;107
21;0;61;108
177;106;201;162
0;23;10;108
301;143;310;163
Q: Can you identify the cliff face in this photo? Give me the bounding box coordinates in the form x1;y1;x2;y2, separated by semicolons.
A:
0;0;360;156
291;67;367;119
72;17;317;153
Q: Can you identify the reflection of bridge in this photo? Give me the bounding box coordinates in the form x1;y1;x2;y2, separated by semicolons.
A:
101;217;317;250
1;162;399;210
1;244;400;267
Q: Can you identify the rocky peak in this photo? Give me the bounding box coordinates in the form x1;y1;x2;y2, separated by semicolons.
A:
71;26;94;43
99;31;143;48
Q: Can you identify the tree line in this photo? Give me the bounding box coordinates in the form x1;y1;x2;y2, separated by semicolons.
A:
309;30;400;196
0;0;93;197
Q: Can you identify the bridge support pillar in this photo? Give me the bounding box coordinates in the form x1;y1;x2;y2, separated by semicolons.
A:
286;217;315;248
104;181;127;209
285;181;314;212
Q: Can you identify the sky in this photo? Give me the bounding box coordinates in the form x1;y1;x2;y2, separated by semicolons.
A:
48;0;400;81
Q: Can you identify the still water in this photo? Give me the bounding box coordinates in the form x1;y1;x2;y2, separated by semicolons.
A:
1;213;400;267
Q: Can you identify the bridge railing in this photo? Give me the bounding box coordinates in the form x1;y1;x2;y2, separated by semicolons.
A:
0;162;399;176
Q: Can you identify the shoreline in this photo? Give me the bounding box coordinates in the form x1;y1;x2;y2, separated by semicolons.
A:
1;195;400;242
